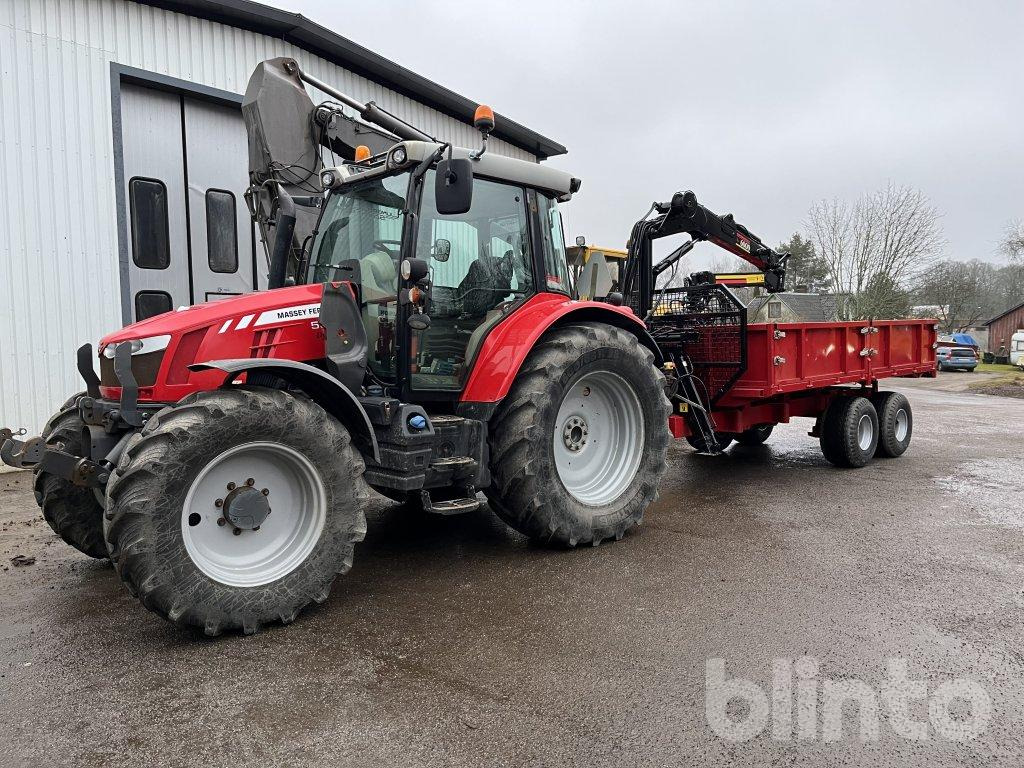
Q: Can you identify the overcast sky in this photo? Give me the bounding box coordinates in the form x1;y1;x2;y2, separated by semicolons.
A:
282;0;1022;270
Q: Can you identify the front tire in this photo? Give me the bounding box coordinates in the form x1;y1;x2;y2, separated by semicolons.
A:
486;323;670;547
104;387;369;635
33;395;108;559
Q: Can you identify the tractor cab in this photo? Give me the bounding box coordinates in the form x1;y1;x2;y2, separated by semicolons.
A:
304;139;582;399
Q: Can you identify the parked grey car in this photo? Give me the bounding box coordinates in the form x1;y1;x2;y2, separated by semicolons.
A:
936;346;978;372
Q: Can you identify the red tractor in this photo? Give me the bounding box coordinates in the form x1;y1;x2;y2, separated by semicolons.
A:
1;60;673;634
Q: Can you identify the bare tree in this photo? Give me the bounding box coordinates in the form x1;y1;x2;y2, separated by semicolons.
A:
806;184;944;319
1001;220;1024;263
914;260;989;330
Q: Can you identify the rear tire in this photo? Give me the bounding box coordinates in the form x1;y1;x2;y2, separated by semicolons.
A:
819;396;878;468
735;424;774;446
104;387;369;635
871;391;912;458
33;396;108;559
486;323;670;547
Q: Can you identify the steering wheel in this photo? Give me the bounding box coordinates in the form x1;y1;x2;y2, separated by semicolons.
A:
372;239;403;258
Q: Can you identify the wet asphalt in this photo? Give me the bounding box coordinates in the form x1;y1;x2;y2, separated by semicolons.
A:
1;377;1023;767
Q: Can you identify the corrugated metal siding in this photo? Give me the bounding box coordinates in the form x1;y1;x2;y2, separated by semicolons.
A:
0;0;538;432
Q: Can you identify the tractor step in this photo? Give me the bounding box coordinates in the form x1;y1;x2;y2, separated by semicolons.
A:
430;456;475;469
419;489;481;516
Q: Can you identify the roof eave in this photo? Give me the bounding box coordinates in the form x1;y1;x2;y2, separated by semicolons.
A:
983;300;1024;327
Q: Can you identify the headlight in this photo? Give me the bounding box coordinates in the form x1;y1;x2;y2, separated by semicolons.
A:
321;170;336;189
102;335;171;358
390;146;408;166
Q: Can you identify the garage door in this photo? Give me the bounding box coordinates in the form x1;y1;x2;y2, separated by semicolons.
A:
119;83;261;321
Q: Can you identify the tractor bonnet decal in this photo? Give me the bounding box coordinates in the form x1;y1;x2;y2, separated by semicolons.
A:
218;303;322;333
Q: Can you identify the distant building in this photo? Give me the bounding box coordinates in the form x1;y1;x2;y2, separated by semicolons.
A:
747;293;841;323
983;301;1024;357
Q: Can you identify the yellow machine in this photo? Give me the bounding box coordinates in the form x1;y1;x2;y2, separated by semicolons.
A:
565;242;628;290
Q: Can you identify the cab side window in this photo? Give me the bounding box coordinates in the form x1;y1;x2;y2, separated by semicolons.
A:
411;172;534;390
536;193;571;294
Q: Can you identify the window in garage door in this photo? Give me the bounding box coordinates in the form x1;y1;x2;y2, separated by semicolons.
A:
129;177;170;270
135;290;173;319
206;189;238;274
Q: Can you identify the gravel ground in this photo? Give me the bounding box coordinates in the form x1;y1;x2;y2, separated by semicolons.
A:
1;379;1022;767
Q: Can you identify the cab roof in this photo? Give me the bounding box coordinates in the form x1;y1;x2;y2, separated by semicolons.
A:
336;141;581;201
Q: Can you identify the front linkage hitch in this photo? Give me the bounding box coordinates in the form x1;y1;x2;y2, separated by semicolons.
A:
0;429;111;487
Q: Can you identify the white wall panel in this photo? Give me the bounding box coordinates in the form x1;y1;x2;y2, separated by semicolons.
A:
0;0;539;431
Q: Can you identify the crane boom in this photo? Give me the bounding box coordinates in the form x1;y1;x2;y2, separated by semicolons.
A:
622;190;789;317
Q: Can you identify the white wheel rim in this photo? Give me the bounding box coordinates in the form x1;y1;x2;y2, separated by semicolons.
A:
181;441;326;587
857;413;874;452
894;408;909;442
553;370;644;506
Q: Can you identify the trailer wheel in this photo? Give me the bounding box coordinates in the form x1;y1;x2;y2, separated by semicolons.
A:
734;424;774;446
32;397;108;559
871;391;912;458
819;396;878;468
486;323;670;547
104;387;369;635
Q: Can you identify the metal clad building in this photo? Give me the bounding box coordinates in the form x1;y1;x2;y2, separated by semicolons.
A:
984;301;1024;356
0;0;564;432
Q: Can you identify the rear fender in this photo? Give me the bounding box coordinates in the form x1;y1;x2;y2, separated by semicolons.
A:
190;359;379;462
460;294;662;404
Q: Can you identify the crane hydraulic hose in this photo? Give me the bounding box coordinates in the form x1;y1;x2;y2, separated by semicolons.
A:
267;187;296;290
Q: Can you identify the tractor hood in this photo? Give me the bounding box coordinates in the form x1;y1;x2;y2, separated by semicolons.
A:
98;284;332;403
102;284;325;344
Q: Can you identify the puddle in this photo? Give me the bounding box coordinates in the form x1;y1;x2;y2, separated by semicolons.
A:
935;457;1024;527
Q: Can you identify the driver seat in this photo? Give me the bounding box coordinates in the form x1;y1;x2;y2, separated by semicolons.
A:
457;250;513;316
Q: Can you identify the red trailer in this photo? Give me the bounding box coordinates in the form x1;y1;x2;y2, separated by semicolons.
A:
665;317;938;466
622;191;938;468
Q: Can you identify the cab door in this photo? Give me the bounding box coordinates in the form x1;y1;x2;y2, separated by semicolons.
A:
407;174;536;394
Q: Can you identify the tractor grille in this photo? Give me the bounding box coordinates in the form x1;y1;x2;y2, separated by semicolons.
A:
99;348;165;388
646;285;746;405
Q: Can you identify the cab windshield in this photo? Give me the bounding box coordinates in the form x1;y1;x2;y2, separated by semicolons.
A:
307;171;410;299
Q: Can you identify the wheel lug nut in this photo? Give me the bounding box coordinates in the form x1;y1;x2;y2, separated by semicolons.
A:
233;528;241;536
227;482;236;491
217;517;226;526
214;498;224;508
246;478;255;486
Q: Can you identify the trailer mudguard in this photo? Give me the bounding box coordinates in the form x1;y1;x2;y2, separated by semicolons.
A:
190;359;379;462
460;293;662;404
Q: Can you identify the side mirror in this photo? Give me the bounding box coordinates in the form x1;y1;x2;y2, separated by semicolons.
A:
432;238;451;262
435;158;473;215
575;235;586;247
